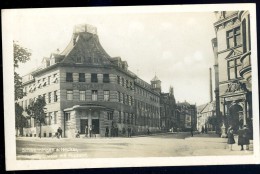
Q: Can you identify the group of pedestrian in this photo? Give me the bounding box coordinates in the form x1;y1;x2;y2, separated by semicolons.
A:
227;125;250;151
201;125;208;134
105;126;119;137
85;125;96;138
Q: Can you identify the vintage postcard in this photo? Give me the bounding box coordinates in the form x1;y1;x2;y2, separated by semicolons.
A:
2;4;259;171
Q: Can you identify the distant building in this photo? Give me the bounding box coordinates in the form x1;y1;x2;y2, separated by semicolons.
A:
159;86;177;131
176;101;197;131
197;101;216;132
212;11;252;138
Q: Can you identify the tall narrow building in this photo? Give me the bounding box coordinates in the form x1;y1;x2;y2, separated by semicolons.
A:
212;11;252;138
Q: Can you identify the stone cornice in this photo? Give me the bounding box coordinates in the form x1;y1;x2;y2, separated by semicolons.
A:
214;12;238;28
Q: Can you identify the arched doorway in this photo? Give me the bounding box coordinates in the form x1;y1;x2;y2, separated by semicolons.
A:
228;104;243;132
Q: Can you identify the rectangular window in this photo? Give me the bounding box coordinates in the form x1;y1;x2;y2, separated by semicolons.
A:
24;86;27;94
236;59;242;78
92;90;98;101
43;94;46;102
129;96;132;106
80;91;86;101
66;73;73;82
54;90;58;102
91;73;98;83
122;78;125;87
103;74;110;83
48;76;51;85
227;27;241;49
125;94;128;104
119;111;122;123
126;113;130;124
48;92;51;103
107;112;113;120
122;93;125;104
123;112;126;124
228;58;241;80
48;112;52;125
53;73;58;83
126;80;129;88
54;111;58;124
65;112;70;121
130;82;133;90
104;90;110;101
24;100;27;110
67;90;73;100
117;75;120;84
79;73;85;82
118;92;121;102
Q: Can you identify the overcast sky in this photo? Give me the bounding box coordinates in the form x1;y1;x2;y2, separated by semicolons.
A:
12;7;217;105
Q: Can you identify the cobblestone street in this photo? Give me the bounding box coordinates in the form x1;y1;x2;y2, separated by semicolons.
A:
16;132;253;160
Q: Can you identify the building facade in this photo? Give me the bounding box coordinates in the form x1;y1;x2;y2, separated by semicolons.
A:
176;102;197;131
197;101;216;132
17;24;162;138
159;87;177;132
212;11;252;138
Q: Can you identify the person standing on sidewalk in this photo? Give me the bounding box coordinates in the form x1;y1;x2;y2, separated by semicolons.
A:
127;126;131;138
227;125;235;151
89;125;92;138
243;125;250;150
238;126;245;150
85;125;88;138
190;127;194;137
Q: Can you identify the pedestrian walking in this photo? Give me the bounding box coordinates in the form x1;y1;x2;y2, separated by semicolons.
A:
190;127;194;137
105;126;109;137
243;125;250;150
238;126;245;150
227;125;235;151
147;128;150;135
205;125;208;134
92;125;96;138
75;130;80;138
127;126;131;137
89;125;92;138
115;126;118;137
201;126;205;134
85;125;88;138
57;127;62;138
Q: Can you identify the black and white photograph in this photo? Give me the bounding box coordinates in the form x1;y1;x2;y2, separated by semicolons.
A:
2;4;259;170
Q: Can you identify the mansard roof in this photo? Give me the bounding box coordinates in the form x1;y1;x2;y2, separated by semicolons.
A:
60;24;112;66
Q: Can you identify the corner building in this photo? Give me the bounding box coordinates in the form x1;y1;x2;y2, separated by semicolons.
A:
18;24;161;138
212;11;252;138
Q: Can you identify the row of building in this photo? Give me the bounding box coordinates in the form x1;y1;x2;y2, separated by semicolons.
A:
197;11;253;139
16;24;197;138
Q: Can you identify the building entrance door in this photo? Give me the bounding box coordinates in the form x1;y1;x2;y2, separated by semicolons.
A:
228;104;243;132
92;119;99;134
80;119;88;134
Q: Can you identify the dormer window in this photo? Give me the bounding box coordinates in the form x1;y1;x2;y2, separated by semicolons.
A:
76;57;82;64
50;58;55;66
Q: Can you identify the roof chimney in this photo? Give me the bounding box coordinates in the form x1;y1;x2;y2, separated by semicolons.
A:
209;67;213;102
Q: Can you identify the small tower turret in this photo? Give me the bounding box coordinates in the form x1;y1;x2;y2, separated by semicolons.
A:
151;75;161;93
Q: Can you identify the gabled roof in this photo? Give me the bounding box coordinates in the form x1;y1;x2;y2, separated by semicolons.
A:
198;101;216;114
